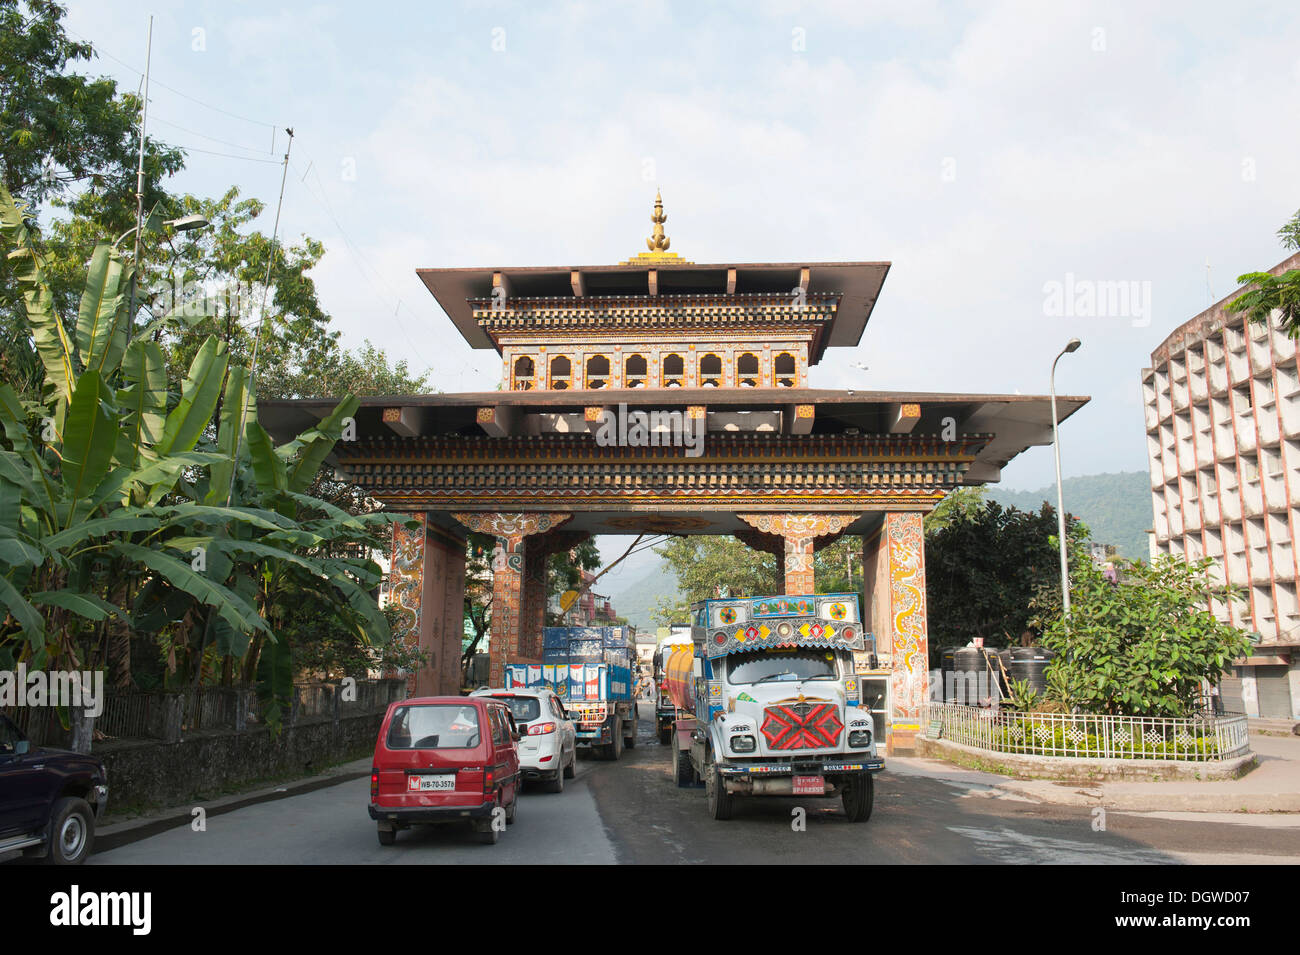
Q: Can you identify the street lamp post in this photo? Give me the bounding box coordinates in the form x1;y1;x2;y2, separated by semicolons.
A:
1051;338;1081;618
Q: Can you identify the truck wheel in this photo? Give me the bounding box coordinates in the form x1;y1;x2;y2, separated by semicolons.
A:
842;774;875;823
672;740;695;787
658;724;671;746
625;713;637;749
609;722;624;761
377;825;396;846
705;754;734;821
45;797;94;865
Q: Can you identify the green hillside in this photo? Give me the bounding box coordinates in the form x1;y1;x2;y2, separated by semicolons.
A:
602;561;681;633
986;471;1153;561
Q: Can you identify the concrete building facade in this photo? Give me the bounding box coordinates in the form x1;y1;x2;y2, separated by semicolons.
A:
1142;252;1300;719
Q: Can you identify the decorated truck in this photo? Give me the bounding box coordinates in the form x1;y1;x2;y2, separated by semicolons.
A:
664;593;883;821
504;626;637;759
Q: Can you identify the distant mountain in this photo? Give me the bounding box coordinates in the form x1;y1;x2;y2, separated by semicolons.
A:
602;560;680;634
986;471;1153;560
595;472;1155;620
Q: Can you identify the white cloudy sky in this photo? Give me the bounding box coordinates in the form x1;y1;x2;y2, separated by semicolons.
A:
62;0;1300;496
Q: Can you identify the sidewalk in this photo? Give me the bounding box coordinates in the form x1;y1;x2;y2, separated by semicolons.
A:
889;734;1300;813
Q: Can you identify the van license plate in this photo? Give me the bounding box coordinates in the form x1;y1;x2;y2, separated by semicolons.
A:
408;774;455;792
792;775;824;795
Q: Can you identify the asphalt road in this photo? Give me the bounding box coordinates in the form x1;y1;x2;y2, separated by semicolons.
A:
89;703;1300;865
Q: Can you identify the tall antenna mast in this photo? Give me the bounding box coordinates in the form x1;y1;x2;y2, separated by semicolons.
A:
224;128;295;506
126;16;153;331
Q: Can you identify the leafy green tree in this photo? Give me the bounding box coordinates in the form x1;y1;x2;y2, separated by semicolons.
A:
1040;546;1253;717
1229;206;1300;339
924;495;1087;650
652;536;778;624
1;0;184;399
0;184;401;733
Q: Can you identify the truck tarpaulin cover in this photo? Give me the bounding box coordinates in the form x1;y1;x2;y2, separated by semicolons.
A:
665;646;696;714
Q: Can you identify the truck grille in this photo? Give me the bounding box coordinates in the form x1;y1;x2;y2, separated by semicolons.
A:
761;702;843;750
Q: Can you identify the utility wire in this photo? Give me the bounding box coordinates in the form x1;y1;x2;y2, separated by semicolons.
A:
63;24;280;132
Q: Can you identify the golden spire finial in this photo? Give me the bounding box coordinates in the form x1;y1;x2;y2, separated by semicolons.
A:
646;190;670;252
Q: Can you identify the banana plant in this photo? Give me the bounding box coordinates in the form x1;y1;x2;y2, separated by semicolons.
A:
1;182;401;703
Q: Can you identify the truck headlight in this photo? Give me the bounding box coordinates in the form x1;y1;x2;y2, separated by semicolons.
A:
730;735;756;754
848;730;872;748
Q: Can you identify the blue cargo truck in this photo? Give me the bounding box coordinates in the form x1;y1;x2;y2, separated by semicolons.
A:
504;625;638;760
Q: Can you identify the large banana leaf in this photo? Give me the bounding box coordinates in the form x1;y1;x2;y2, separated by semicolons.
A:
41;511;163;553
60;369;116;514
118;340;168;469
256;633;293;730
245;420;287;493
157;502;297;531
154;336;228;457
0;186;75;407
206;364;252;506
282;394;359;493
28;590;125;622
75;244;126;373
0;574;43;646
322;572;392;643
114;542;270;636
162;536;321;576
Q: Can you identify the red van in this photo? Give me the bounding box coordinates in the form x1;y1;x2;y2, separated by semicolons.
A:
368;696;521;846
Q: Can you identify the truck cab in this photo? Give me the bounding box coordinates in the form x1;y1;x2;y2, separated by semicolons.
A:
668;593;883;821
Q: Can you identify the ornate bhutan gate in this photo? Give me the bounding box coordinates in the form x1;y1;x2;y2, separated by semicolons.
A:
262;196;1087;753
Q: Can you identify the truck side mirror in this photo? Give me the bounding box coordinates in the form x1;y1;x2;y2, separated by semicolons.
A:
15;740;29;755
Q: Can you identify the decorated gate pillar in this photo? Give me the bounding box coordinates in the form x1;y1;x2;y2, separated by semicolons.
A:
452;512;572;686
736;513;860;595
385;515;467;696
862;512;929;754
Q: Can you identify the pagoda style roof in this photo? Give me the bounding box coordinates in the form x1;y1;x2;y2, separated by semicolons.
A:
417;261;890;352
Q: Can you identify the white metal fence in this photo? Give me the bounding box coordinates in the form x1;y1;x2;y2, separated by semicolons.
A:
923;702;1250;762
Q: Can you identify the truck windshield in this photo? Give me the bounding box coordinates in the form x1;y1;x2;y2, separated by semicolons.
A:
727;649;839;685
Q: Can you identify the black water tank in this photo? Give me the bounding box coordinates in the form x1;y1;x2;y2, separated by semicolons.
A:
1009;647;1054;694
939;649;957;702
952;647;985;704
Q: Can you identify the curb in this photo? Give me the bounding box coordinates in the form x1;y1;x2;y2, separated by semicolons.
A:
908;740;1300;814
994;781;1300;813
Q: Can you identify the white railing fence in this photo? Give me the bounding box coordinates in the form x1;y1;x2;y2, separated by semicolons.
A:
923;702;1250;762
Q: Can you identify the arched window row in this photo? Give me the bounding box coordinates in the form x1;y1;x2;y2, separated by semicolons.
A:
509;350;804;389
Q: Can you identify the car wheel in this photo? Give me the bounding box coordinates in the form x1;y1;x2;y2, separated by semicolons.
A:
563;750;576;779
545;765;565;793
377;826;396;846
705;753;734;821
842;774;874;823
672;739;695;788
45;797;94;865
